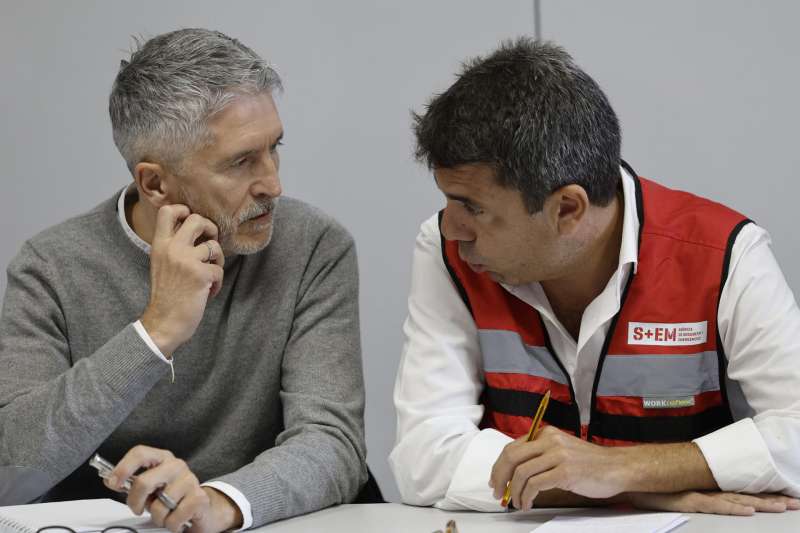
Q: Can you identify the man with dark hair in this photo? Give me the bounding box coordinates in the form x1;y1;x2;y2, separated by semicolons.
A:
390;38;800;515
0;28;367;531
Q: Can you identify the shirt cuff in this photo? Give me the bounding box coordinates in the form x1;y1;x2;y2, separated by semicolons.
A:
438;428;513;512
693;417;780;493
202;481;254;531
132;320;170;363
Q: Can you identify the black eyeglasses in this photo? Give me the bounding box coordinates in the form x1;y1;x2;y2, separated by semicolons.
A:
36;527;138;533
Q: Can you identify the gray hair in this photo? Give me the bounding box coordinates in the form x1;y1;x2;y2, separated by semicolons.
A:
109;28;282;173
414;38;621;213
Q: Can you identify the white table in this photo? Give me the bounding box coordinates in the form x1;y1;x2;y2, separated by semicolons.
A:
254;503;800;532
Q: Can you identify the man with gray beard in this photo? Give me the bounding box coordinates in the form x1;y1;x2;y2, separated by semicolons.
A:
0;28;368;532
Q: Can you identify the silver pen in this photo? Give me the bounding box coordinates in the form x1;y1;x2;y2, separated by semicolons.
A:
89;453;192;529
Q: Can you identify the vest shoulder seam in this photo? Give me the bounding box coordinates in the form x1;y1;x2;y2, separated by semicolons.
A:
642;229;729;252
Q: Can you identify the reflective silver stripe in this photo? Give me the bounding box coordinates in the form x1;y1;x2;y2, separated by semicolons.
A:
597;351;721;398
478;329;568;385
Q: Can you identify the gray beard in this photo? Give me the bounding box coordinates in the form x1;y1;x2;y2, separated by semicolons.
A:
177;186;278;256
223;215;276;255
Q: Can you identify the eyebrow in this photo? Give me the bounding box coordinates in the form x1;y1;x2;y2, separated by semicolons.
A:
444;193;482;207
221;132;284;167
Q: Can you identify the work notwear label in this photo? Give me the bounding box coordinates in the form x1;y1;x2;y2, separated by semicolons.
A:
643;397;696;409
627;321;708;346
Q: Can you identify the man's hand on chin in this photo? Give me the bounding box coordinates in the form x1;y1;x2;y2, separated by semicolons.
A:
106;445;243;533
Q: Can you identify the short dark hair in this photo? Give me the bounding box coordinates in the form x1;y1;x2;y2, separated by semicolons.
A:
413;38;621;213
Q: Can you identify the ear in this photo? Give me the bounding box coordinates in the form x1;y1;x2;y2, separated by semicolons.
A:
133;162;172;208
542;184;589;235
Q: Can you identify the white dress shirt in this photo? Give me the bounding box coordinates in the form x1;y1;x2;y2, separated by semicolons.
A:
389;167;800;511
116;185;254;530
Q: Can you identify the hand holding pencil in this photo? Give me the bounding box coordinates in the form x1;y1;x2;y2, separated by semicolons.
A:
500;389;551;508
491;387;644;509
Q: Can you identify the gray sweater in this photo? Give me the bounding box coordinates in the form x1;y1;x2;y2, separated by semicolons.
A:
0;191;367;526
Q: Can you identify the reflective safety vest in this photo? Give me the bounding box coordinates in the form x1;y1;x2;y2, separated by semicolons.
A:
440;163;752;445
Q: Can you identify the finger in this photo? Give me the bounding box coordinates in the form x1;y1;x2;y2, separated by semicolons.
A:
154;205;191;241
689;492;755;516
490;439;548;499
203;264;225;299
718;492;787;513
510;453;562;510
193;239;224;267
110;445;174;492
633;492;755;516
175;213;219;246
126;457;188;514
779;496;800;510
519;483;539;512
752;493;800;511
162;469;200;510
165;487;209;533
147;495;170;528
199;240;225;298
489;443;517;499
755;494;800;510
492;427;564;496
514;468;562;511
488;436;529;490
149;471;199;530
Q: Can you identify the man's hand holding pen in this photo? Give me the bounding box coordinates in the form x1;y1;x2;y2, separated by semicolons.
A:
105;445;242;533
112;206;238;532
488;426;800;515
489;425;629;511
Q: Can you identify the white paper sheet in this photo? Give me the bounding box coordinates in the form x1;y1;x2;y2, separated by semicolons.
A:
0;499;165;533
533;512;688;533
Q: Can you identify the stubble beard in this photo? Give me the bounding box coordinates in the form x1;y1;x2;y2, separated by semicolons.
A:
177;185;278;256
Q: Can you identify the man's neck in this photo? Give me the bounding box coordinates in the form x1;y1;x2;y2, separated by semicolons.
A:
127;195;156;246
540;191;625;339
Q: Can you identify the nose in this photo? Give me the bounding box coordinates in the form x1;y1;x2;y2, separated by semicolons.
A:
251;153;282;199
441;204;476;243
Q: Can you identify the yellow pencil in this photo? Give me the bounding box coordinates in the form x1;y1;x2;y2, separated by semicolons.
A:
501;389;551;508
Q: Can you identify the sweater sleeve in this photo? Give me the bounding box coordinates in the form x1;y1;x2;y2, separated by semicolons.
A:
208;221;368;527
0;242;167;504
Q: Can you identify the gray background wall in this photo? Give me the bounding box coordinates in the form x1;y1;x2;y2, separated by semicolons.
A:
1;1;797;503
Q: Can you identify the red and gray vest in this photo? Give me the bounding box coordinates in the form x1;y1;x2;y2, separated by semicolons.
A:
440;162;752;446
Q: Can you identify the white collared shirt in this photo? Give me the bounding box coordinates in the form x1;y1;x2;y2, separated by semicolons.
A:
389;167;800;510
116;185;254;530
